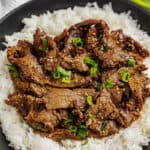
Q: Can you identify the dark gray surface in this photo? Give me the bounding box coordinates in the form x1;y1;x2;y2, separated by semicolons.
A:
0;0;150;149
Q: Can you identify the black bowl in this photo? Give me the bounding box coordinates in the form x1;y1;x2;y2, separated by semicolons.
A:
0;0;150;149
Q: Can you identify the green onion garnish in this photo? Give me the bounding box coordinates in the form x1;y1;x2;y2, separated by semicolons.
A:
95;81;101;91
99;34;103;41
86;96;93;106
100;123;107;131
57;66;71;77
121;71;130;82
127;58;136;67
42;38;48;51
69;125;77;133
81;140;88;145
104;79;113;89
72;37;84;47
90;64;98;75
84;57;98;75
7;64;19;78
84;57;97;66
52;70;61;79
100;45;106;51
63;116;73;125
118;68;131;83
62;77;71;83
77;125;87;138
88;113;93;119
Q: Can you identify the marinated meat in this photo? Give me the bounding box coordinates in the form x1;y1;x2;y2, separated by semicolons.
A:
7;40;47;85
6;19;150;142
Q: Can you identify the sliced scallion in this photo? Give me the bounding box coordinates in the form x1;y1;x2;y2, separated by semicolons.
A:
72;37;84;47
7;64;19;78
69;125;77;133
127;58;136;67
118;68;131;82
52;70;61;79
77;125;87;138
57;66;71;77
42;38;48;51
86;96;93;106
95;81;101;91
84;57;97;67
90;64;98;75
62;77;71;83
87;113;93;119
100;123;107;131
103;79;113;89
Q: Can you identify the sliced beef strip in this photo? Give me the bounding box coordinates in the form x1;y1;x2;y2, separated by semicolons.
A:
87;120;118;137
101;69;124;87
7;40;48;85
108;86;123;104
39;88;86;110
47;73;93;88
39;49;59;72
60;53;89;72
116;109;140;127
85;19;109;52
11;77;46;97
129;73;149;110
93;30;148;69
85;26;99;51
48;129;80;142
107;29;149;58
33;28;58;53
87;89;118;120
6;92;34;117
73;88;98;100
26;109;66;132
33;28;59;72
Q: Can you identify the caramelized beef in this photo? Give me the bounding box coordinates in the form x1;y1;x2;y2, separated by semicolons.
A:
6;19;150;142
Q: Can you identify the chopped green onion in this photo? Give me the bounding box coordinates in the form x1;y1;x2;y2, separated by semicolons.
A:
95;81;101;91
118;68;131;83
88;113;93;119
77;125;87;138
100;45;106;51
7;64;19;78
100;123;107;131
84;57;99;75
127;58;136;67
57;66;71;77
69;125;77;133
42;38;48;51
98;34;103;41
62;77;71;83
86;96;93;106
121;71;130;82
90;65;98;75
104;79;113;89
52;70;61;79
72;37;84;47
63;117;73;126
84;57;97;67
81;140;88;145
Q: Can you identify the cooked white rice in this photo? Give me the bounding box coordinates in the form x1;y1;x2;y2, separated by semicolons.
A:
0;2;150;150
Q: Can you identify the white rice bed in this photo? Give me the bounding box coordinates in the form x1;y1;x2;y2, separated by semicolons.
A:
0;3;150;150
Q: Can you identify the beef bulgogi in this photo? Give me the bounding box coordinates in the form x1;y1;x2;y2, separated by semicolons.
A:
6;19;150;142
